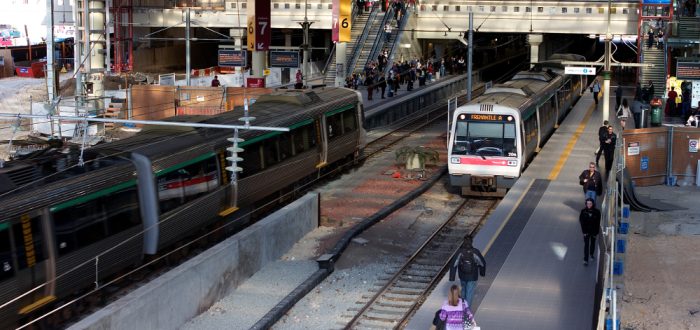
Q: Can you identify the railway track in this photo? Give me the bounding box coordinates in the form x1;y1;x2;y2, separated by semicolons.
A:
360;84;486;160
339;198;498;330
41;85;486;330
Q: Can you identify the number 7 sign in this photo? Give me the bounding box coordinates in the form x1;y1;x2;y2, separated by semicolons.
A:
247;0;270;51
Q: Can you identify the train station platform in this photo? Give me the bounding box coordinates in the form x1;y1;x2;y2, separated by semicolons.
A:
407;80;620;330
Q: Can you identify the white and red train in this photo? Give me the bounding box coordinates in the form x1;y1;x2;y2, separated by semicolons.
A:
448;54;587;196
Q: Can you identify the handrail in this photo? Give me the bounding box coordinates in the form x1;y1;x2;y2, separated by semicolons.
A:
347;3;379;77
361;7;394;77
322;43;336;76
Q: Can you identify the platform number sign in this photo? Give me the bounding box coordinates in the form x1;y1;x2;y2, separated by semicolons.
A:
333;0;351;42
641;157;649;171
247;0;270;51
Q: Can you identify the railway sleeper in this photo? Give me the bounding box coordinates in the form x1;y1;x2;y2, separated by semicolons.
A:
365;308;406;316
380;294;415;302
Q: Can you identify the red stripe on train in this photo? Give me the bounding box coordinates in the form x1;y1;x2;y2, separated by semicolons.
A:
459;158;508;166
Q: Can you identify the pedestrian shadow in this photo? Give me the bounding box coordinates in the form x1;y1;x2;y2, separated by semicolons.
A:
564;198;585;212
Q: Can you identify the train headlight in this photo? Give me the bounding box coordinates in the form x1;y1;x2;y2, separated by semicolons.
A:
451;157;461;164
460;114;466;120
507;116;513;121
507;160;517;166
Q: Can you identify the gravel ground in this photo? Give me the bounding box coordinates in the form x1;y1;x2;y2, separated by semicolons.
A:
180;260;319;330
271;260;400;330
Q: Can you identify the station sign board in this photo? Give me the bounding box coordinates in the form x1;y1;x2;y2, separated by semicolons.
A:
247;0;271;51
565;67;597;75
332;0;351;42
219;50;246;67
270;51;300;68
677;62;700;80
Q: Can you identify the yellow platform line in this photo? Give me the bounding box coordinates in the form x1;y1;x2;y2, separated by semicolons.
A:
546;102;596;180
482;178;535;256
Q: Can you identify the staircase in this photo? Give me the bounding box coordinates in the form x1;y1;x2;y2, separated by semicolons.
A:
640;47;665;95
678;17;700;40
323;8;373;85
349;10;388;76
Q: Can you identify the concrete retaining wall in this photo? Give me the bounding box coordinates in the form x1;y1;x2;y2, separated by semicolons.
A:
69;193;319;330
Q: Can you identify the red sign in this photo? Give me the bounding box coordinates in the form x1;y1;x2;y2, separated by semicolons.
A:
247;0;271;51
332;0;340;41
459;157;508;166
247;78;265;88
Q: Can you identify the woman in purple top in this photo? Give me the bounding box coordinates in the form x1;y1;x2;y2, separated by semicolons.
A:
439;285;477;330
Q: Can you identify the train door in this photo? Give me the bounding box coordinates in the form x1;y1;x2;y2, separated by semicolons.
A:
534;106;542;152
12;211;56;315
315;115;329;168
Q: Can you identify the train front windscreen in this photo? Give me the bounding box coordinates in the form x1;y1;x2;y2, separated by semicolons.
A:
451;114;518;158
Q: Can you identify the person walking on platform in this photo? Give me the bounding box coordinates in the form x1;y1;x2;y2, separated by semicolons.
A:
615;83;623;110
579;198;601;266
592;80;601;106
647;80;655;103
379;74;387;99
635;82;643;103
631;97;644;129
448;235;486;308
617;98;632;130
595;120;609;166
579;162;603;204
366;73;374;101
438;285;478;330
668;86;678;117
602;126;617;173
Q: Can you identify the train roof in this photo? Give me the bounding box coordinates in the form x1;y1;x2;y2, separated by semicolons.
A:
466;54;582;112
0;87;359;199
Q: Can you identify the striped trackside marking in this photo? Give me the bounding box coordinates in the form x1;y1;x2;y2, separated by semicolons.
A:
547;102;596;180
482;178;535;255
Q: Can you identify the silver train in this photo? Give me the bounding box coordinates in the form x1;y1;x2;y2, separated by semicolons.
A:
0;87;365;327
448;54;587;196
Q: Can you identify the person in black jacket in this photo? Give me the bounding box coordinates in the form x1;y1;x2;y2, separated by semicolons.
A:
595;120;609;166
579;162;604;204
602;126;617;173
448;235;486;308
579;198;601;266
379;74;387;99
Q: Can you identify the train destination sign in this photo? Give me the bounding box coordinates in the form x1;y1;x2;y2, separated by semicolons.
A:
468;114;512;121
677;62;700;80
565;67;596;75
270;51;300;68
218;50;246;67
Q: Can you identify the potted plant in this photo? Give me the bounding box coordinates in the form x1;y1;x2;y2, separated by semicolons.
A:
395;146;440;170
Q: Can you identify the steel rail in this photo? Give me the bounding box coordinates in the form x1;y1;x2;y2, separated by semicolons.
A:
342;198;471;330
396;199;498;329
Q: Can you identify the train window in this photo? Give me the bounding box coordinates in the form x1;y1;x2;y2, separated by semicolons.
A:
562;7;567;13
327;112;344;141
0;225;15;282
328;4;332;9
478;6;484;12
432;5;437;11
12;216;46;270
292;122;318;154
455;6;460;11
278;132;294;160
623;8;629;14
295;4;301;9
514;6;519;12
586;8;592;14
451;119;517;157
262;136;281;168
317;4;322;9
502;6;507;12
52;185;142;256
157;156;219;214
105;186;141;235
342;109;357;133
574;8;580;13
537;7;543;13
525;7;531;13
467;6;472;12
273;3;279;9
443;5;449;11
239;142;263;179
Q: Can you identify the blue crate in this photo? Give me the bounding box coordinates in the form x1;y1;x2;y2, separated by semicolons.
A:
614;258;624;275
617;238;627;253
619;222;629;234
606;317;621;330
623;204;630;218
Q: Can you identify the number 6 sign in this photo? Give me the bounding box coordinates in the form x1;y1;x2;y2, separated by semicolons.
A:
333;0;351;42
247;0;270;51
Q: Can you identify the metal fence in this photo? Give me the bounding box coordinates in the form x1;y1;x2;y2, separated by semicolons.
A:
364;72;481;130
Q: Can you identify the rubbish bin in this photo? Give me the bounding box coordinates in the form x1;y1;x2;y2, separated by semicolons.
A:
640;108;649;128
650;102;662;126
